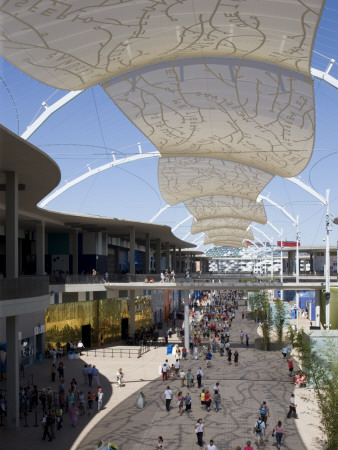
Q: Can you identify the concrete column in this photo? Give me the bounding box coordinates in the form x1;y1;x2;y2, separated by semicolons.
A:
155;239;161;274
184;289;190;350
165;242;170;271
129;290;136;338
315;289;321;327
35;221;45;276
70;229;78;275
6;315;19;429
178;248;182;273
129;227;135;275
6;172;18;277
145;233;150;273
172;245;176;272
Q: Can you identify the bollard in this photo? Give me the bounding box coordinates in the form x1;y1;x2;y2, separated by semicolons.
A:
33;411;39;427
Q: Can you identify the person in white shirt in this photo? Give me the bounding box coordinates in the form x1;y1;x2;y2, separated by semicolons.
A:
254;416;266;449
117;368;123;387
174;359;180;376
162;359;169;381
205;440;217;450
164;386;173;411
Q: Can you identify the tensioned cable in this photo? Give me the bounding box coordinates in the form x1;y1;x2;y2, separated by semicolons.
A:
308;151;338;191
91;88;111;163
0;75;19;134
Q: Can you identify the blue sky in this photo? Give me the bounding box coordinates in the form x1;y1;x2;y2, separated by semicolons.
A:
1;0;338;250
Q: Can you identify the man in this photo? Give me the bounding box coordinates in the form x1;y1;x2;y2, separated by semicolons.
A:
287;393;298;418
164;386;173;412
246;334;249;346
185;392;192;413
97;388;104;411
240;331;244;344
92;365;100;387
213;382;220;393
179;369;186;387
196;367;204;388
162;359;169;381
253;415;266;449
174;359;180;376
87;364;93;387
117;368;123;387
77;340;85;356
205;440;217;450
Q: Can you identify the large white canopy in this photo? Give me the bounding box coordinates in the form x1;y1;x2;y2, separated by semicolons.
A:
0;0;324;90
0;0;325;251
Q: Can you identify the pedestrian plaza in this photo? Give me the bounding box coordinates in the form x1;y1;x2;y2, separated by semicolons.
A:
0;298;323;450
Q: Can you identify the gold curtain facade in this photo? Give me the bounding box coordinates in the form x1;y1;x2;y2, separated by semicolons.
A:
45;296;152;349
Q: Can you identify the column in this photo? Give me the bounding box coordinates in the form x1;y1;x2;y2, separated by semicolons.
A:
172;245;176;272
315;289;320;327
70;229;78;275
129;290;136;338
155;239;161;274
145;233;150;273
184;289;190;350
6;315;19;429
129;227;135;275
165;242;170;271
178;248;182;273
35;221;45;275
6;172;18;277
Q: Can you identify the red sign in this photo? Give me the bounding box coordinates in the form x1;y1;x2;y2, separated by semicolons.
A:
277;241;299;247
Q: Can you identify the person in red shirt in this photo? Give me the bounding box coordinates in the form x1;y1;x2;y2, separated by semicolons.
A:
287;360;294;377
244;441;253;450
204;390;211;411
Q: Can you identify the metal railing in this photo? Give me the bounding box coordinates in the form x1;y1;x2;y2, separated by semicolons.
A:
84;345;150;358
0;276;49;300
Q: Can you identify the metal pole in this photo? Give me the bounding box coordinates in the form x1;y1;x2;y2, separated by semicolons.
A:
184;289;190;351
280;232;284;300
325;189;331;329
270;240;274;280
296;216;300;332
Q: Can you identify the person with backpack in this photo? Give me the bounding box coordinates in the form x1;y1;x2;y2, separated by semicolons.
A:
253;415;266;449
259;401;269;424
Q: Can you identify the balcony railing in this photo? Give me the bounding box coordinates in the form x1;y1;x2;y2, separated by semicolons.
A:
0;276;49;300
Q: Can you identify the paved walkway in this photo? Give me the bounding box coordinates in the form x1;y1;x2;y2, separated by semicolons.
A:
0;300;321;449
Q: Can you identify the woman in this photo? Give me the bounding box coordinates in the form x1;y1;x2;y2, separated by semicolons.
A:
273;420;285;449
194;418;204;447
204;390;211;411
69;402;78;428
234;350;239;366
169;364;176;381
213;390;221;412
177;391;184;415
187;369;194;387
156;436;164;449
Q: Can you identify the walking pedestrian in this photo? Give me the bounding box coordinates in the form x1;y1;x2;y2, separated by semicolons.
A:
97;388;104;411
246;334;249;346
244;440;253;450
187;369;194;388
117;368;124;387
177;391;184;415
287;393;298;418
253;416;265;449
197;367;203;388
69;403;78;428
213;390;221;412
162;360;169;381
57;362;64;379
174;359;180;376
156;436;164;449
287;359;294;377
194;418;204;447
92;365;100;386
240;331;244;344
82;364;88;384
41;413;52;441
227;348;232;365
204;390;211;411
180;369;186;387
87;364;93;386
273;420;285;449
259;401;269;424
185;392;192;413
164;386;173;412
234;350;239;366
205;439;217;450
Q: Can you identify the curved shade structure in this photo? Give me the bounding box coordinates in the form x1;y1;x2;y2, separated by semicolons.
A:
204;238;248;248
0;0;324;90
191;218;252;235
205;228;254;242
158;157;273;205
185;196;267;224
0;0;325;252
103;58;315;178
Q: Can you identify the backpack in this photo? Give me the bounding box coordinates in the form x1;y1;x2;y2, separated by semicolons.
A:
256;420;262;433
260;407;266;416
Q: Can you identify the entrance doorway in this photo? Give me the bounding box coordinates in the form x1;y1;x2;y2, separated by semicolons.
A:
82;324;91;348
121;318;129;341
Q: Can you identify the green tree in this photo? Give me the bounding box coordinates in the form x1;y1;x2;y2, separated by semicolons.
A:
295;331;338;449
250;291;271;350
273;297;286;342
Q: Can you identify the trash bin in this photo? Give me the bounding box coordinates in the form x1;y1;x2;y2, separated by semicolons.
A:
166;344;173;355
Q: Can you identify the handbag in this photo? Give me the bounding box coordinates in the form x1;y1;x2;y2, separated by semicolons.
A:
272;429;276;437
194;427;199;434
